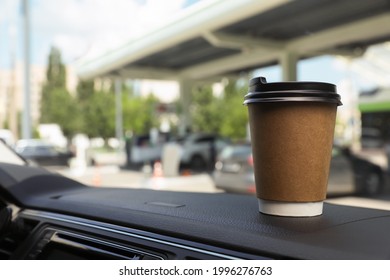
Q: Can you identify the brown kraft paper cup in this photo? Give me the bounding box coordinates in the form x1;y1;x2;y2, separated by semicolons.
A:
244;77;342;217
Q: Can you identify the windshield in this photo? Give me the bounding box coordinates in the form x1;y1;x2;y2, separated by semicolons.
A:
0;141;26;166
1;0;390;212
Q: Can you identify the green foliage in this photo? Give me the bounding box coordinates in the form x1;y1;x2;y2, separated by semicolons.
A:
76;80;112;138
189;79;248;140
122;94;159;135
2;119;9;129
77;80;95;103
43;88;82;136
45;46;66;89
219;79;248;140
190;85;223;134
40;47;80;137
75;79;159;139
81;90;115;139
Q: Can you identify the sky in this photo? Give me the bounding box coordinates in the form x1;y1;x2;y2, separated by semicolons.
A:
0;0;198;68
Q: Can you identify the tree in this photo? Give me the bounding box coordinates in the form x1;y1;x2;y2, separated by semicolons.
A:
219;79;248;140
74;80;161;140
40;47;80;137
75;79;94;135
122;94;159;135
76;79;95;103
190;85;223;134
45;47;66;89
188;79;248;140
81;90;115;139
45;88;81;137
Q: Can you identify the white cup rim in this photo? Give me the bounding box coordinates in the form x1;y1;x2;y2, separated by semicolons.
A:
258;199;323;217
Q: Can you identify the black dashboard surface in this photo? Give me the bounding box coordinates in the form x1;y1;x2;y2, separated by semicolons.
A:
1;163;390;259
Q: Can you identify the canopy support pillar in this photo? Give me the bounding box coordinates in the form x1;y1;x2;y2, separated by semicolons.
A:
280;51;298;81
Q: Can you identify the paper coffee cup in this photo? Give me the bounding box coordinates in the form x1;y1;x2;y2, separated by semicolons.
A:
244;77;342;217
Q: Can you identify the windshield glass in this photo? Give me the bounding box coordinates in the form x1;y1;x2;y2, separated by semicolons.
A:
1;0;390;211
0;141;26;166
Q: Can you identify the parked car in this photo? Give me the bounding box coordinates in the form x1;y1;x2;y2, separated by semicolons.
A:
361;127;383;149
14;139;73;167
213;143;256;194
177;133;230;171
213;143;385;197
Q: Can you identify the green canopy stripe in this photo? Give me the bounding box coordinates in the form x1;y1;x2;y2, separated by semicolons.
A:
359;101;390;113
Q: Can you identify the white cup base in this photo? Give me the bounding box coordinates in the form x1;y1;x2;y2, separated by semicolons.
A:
258;199;323;217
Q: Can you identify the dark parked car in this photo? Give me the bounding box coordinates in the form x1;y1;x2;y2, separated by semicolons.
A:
177;133;230;171
14;139;73;167
361;127;384;149
213;143;385;196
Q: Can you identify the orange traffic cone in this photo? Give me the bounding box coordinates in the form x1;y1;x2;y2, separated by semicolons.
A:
153;161;163;178
91;165;102;186
181;169;191;176
149;161;164;190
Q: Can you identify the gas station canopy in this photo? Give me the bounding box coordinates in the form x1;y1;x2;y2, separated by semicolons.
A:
77;0;390;82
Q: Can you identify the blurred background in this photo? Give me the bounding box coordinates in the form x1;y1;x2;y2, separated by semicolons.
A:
1;0;390;208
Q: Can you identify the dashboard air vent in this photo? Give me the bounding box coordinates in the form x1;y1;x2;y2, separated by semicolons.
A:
0;216;39;259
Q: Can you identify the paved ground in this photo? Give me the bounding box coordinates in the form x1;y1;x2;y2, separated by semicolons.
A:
47;163;390;212
52;164;220;193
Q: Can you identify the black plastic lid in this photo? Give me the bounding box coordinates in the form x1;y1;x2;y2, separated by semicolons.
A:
244;77;342;106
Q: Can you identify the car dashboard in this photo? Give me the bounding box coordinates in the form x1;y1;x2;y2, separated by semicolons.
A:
1;163;390;260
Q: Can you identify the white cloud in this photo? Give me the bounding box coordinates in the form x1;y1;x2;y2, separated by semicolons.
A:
28;0;187;64
0;0;18;24
52;34;90;62
0;0;20;68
